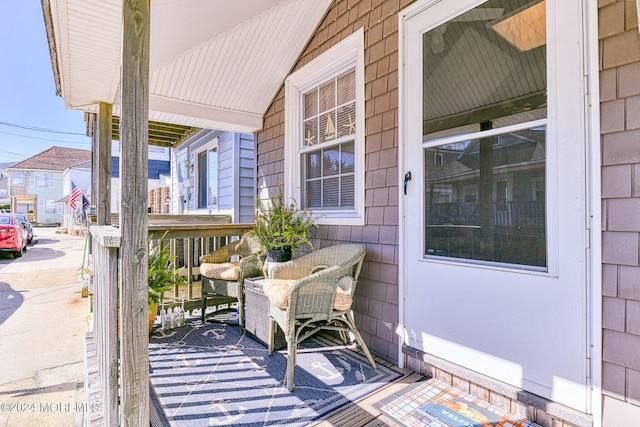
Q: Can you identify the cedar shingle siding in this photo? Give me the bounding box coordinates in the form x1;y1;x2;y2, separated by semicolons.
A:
259;1;640;424
599;1;640;425
256;0;415;361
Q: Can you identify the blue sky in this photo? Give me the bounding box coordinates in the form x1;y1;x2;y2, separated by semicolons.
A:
0;1;91;164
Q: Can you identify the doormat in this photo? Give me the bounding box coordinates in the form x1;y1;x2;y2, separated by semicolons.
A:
381;378;541;427
149;321;403;426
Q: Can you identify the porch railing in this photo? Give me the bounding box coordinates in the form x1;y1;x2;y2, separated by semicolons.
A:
87;215;254;426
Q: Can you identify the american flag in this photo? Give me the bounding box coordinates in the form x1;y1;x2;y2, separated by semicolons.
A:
69;181;82;210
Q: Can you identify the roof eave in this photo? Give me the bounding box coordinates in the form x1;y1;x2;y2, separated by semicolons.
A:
40;0;62;97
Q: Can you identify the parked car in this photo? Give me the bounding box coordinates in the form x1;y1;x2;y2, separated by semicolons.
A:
13;214;33;243
0;214;28;258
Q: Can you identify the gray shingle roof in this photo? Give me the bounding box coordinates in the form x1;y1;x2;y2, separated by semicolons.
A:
9;146;91;171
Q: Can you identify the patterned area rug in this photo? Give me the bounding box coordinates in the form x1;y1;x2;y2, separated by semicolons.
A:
149;321;402;426
381;378;541;427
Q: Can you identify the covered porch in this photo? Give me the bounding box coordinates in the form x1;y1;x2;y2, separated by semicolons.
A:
41;1;572;426
42;0;338;424
84;215;420;426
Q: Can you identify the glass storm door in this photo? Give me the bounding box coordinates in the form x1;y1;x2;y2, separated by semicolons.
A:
401;0;590;411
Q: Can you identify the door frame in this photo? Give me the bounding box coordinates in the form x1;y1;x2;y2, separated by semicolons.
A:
397;0;602;419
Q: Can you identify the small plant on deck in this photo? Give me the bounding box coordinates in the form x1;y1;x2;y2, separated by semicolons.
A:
251;182;317;261
148;235;186;313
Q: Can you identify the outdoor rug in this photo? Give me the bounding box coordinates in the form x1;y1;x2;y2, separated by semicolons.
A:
149;320;403;426
381;378;541;427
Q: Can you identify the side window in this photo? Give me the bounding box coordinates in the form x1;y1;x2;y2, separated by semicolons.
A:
301;69;356;211
285;29;365;225
195;143;218;210
11;172;24;186
29;172;53;188
45;200;56;214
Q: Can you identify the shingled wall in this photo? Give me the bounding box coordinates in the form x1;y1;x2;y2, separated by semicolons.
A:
599;1;640;425
255;0;415;361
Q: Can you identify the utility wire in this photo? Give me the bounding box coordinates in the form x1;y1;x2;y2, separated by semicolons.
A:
0;129;89;144
0;121;86;135
0;147;27;160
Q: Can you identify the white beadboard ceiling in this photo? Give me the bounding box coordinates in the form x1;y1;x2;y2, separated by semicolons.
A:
48;0;332;133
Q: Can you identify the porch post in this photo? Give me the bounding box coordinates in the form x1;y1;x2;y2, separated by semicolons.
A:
96;102;112;226
119;0;150;425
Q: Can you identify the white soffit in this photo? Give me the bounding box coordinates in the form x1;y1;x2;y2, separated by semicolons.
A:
50;0;332;132
52;0;122;111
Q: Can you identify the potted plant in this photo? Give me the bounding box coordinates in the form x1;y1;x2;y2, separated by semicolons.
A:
148;234;186;332
251;182;317;263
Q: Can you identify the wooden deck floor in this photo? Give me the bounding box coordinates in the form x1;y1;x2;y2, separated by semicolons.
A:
311;361;425;427
85;319;425;427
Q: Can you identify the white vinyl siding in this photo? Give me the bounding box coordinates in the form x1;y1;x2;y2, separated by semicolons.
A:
172;130;255;222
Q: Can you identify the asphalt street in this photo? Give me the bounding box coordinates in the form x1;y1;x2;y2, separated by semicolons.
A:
0;227;89;427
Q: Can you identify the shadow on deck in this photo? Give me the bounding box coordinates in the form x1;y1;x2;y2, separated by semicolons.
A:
145;315;420;427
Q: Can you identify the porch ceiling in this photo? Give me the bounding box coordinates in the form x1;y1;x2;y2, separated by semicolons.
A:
110;118;196;147
45;0;332;141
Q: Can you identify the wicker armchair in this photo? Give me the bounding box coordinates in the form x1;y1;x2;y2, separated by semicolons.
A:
199;233;263;331
266;244;377;391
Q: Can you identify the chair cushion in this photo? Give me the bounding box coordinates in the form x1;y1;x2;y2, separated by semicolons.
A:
262;279;295;310
263;279;353;311
200;262;240;281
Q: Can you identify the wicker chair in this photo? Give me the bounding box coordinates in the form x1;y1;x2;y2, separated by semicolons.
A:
199;233;263;331
266;244;377;391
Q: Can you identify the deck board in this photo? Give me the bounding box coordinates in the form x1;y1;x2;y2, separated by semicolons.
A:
311;367;426;427
83;332;104;427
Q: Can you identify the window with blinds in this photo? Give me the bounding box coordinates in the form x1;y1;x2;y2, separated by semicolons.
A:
300;68;356;210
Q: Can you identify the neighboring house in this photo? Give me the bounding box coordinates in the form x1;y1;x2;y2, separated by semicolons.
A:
110;141;170;214
0;162;15;209
43;1;640;426
60;160;91;230
171;130;256;223
7;146;91;224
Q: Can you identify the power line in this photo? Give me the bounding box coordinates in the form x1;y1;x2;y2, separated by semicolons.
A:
0;147;27;160
0;121;86;135
0;129;90;144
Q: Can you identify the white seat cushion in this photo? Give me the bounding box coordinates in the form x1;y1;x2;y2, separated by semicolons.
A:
200;262;240;281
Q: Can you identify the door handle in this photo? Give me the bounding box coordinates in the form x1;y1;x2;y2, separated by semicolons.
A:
403;171;412;195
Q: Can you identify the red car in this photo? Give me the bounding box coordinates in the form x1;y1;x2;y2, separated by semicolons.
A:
0;213;28;258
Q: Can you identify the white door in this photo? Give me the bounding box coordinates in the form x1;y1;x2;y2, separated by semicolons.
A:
400;0;590;411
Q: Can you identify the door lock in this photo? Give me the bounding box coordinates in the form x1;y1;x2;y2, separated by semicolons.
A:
403;171;412;195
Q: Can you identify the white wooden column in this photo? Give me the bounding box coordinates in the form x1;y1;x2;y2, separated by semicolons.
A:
119;0;150;425
96;102;112;226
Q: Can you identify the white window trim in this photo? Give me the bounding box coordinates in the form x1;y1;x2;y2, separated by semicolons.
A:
45;199;56;214
11;172;24;186
193;139;219;211
284;28;365;226
30;172;55;188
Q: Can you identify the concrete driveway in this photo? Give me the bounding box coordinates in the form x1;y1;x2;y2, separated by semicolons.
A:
0;227;89;427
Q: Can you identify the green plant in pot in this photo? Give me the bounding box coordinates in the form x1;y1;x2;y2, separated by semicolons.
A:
252;182;317;263
148;234;186;332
